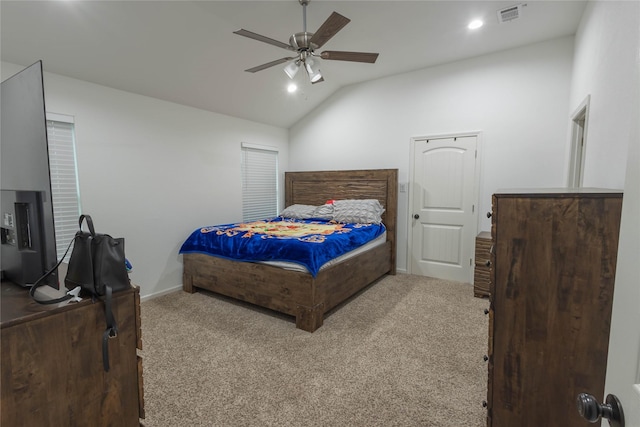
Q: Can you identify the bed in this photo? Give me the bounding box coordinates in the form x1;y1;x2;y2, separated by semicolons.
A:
181;169;398;332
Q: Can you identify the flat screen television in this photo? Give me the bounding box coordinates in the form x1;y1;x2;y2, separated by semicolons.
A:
1;61;59;289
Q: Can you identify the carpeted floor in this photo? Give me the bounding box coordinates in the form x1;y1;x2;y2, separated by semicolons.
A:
140;274;490;426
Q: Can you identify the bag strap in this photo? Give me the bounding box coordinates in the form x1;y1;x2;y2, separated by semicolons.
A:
101;284;118;372
29;237;76;305
78;214;119;372
79;214;96;237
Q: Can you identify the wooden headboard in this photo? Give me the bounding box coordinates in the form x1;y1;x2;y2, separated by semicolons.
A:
284;169;398;273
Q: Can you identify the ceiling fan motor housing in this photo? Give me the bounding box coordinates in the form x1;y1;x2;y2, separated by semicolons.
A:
290;32;317;51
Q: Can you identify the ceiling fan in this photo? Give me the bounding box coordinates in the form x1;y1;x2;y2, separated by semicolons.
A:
233;0;379;84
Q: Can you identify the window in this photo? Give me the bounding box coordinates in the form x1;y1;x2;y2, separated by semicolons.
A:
241;143;278;222
46;114;81;261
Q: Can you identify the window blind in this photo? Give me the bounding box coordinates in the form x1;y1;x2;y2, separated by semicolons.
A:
241;145;278;222
47;119;81;261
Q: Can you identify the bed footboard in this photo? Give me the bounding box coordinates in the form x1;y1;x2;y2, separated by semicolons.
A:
182;240;391;332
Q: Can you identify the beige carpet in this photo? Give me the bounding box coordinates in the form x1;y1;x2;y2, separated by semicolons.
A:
140;274;490;427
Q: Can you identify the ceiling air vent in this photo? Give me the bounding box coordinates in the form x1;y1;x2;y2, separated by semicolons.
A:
497;4;525;23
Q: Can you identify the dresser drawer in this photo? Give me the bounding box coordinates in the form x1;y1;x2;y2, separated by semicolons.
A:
474;231;492;298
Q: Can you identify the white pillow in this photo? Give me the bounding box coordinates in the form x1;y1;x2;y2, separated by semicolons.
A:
332;199;385;224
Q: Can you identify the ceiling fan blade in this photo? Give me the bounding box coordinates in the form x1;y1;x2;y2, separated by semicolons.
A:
320;51;379;63
309;12;350;48
233;29;293;51
245;57;295;73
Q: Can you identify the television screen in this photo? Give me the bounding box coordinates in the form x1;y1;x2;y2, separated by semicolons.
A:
1;61;58;288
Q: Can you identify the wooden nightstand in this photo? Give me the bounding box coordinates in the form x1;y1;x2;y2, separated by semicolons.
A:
474;231;492;298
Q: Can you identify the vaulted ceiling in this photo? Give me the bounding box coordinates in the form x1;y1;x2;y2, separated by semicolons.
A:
1;1;586;128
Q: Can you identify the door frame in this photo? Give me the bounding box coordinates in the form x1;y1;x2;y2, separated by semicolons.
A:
407;131;482;282
566;95;591;187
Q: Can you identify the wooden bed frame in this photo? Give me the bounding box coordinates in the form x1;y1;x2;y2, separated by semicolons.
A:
182;169;398;332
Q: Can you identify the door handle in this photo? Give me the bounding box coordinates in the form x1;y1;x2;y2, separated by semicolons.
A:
576;393;625;427
413;214;420;219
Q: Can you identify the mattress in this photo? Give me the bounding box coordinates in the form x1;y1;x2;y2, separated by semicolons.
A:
180;217;387;277
258;231;387;273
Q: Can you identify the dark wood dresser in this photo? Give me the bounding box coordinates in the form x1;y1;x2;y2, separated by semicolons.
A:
486;189;622;427
1;281;145;426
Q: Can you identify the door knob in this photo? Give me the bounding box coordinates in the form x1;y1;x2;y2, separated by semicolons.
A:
577;393;625;427
413;214;420;219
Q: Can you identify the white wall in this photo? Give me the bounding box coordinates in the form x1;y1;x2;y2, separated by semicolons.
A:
568;1;637;189
289;37;575;273
570;0;640;414
1;62;289;299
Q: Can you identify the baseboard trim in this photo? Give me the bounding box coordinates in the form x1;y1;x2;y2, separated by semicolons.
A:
140;285;182;302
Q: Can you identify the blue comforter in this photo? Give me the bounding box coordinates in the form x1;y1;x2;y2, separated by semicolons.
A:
179;217;386;277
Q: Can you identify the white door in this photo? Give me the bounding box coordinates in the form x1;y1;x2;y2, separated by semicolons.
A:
409;135;477;283
597;126;640;425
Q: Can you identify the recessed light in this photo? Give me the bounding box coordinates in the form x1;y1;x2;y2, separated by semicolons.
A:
287;83;298;93
468;19;484;30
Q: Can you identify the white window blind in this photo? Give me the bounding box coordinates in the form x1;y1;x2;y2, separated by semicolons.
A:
47;118;81;261
241;144;278;222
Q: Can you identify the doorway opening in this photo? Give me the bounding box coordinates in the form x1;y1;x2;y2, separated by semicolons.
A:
568;95;590;187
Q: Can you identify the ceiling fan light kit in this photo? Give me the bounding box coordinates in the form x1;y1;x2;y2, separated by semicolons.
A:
304;58;322;83
233;0;379;84
284;60;301;79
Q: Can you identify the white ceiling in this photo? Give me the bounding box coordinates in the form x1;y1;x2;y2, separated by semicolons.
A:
1;0;586;128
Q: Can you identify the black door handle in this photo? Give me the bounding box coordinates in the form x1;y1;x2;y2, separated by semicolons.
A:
577;393;625;427
413;214;419;219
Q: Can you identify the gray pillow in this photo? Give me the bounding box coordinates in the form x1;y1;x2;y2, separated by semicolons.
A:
279;204;318;219
332;199;385;224
280;204;334;220
312;203;334;219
